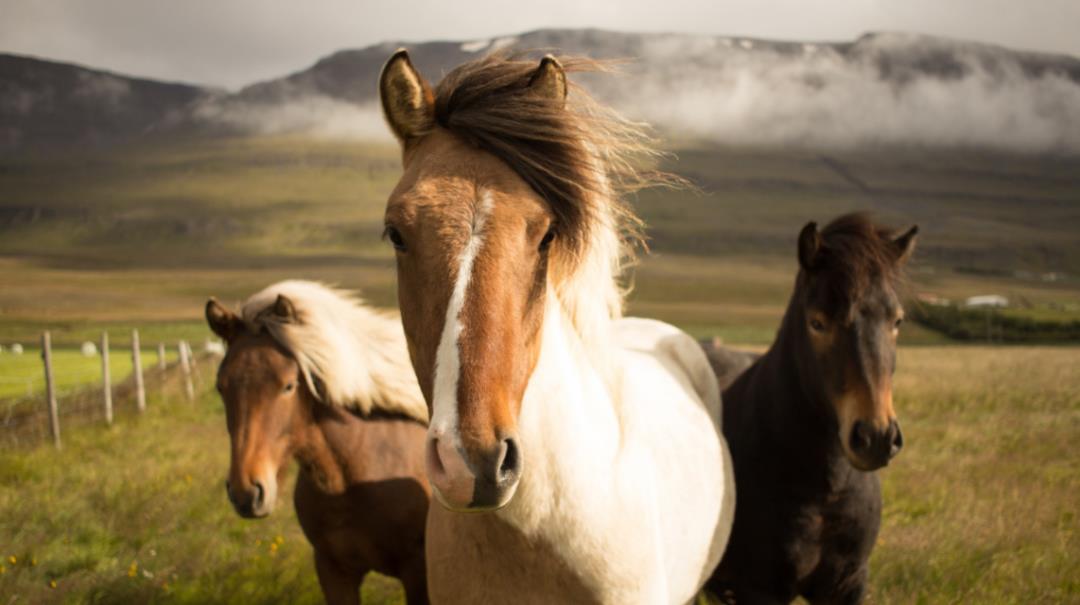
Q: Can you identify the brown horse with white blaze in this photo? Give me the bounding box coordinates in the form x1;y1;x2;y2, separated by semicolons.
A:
707;214;917;604
379;51;734;604
207;280;431;605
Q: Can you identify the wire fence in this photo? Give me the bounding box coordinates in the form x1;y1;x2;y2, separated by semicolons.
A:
0;330;223;449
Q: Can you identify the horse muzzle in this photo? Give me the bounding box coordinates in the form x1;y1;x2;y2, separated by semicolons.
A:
225;476;277;518
847;418;903;471
426;428;522;512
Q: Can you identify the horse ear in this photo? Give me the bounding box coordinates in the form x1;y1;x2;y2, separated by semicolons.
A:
273;294;298;323
379;49;435;146
797;221;821;271
528;55;567;104
205;298;240;342
893;224;918;264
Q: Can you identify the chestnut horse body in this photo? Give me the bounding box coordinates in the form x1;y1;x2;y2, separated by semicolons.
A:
707;214;917;604
206;281;430;605
379;52;734;603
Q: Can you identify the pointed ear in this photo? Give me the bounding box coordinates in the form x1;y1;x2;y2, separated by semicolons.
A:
893;225;918;264
379;49;435;146
272;294;298;323
205;298;241;342
528;55;567;104
797;221;821;271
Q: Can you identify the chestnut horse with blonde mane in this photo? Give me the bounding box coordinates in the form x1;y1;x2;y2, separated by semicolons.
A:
378;51;735;603
207;280;430;605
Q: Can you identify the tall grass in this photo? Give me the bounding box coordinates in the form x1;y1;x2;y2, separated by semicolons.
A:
0;347;1076;603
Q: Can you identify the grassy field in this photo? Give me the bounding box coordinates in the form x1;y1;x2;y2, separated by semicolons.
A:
0;348;180;402
0;346;1076;604
0;135;1077;602
0;136;1077;341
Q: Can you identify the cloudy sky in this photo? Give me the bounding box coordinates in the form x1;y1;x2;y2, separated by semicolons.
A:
3;0;1078;89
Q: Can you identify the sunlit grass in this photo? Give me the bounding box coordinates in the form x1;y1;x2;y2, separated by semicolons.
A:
0;347;1076;603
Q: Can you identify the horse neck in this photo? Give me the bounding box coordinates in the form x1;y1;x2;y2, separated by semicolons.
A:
748;290;837;452
291;403;362;495
506;292;622;527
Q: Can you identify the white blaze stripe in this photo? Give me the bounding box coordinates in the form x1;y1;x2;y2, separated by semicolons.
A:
431;192;494;434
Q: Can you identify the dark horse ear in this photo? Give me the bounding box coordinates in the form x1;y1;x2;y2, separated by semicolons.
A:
205;298;241;343
893;225;918;264
797;221;821;271
528;55;568;104
272;294;298;323
379;49;435;147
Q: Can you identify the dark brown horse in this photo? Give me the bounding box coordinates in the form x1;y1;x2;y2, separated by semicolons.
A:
707;214;917;604
206;280;431;605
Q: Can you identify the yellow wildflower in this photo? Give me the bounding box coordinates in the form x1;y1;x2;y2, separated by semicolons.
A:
31;556;38;567
128;562;138;578
49;580;58;589
8;555;15;565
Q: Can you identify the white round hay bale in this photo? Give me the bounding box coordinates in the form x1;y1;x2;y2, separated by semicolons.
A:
81;341;98;356
10;344;23;355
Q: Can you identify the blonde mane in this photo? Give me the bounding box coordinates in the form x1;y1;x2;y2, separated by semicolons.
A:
241;280;428;425
432;53;681;367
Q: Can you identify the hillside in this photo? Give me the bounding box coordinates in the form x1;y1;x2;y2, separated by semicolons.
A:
0;53;215;152
0;136;1076;348
3;30;1080;153
199;29;1080;153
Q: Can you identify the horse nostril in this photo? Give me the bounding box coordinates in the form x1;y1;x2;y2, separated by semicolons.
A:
890;420;904;458
497;437;522;484
850;420;872;454
252;481;265;506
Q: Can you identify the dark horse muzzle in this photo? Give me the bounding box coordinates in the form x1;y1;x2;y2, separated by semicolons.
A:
848;418;903;470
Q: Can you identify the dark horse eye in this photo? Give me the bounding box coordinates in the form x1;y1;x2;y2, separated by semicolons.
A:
894;317;904;329
384;225;407;251
283;381;296;394
539;227;556;252
809;318;825;332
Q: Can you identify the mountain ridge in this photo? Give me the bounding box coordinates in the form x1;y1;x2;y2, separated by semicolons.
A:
3;29;1080;153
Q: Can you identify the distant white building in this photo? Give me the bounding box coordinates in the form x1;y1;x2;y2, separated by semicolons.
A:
965;295;1009;308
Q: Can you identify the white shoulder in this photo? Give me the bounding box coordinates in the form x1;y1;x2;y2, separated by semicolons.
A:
614;317;721;423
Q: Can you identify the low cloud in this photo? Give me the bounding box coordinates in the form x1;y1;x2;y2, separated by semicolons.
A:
191;95;393;141
623;34;1080;153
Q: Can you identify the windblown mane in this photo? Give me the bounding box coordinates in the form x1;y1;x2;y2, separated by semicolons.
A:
241;280;428;424
815;213;910;308
433;52;679;358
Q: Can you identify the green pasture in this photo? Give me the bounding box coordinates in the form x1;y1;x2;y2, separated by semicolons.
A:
0;136;1077;340
0;347;181;409
0;346;1076;603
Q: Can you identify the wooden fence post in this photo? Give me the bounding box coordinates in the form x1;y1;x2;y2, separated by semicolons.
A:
41;331;60;448
132;329;146;412
179;341;194;402
157;343;167;371
101;331;113;425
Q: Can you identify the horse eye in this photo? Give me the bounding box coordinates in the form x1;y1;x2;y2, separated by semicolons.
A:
383;225;407;252
539;227;556;252
283;381;296;394
809;318;825;332
894;317;904;329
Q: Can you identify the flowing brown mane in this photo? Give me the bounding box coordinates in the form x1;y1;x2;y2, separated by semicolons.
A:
431;51;675;266
813;213;910;306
